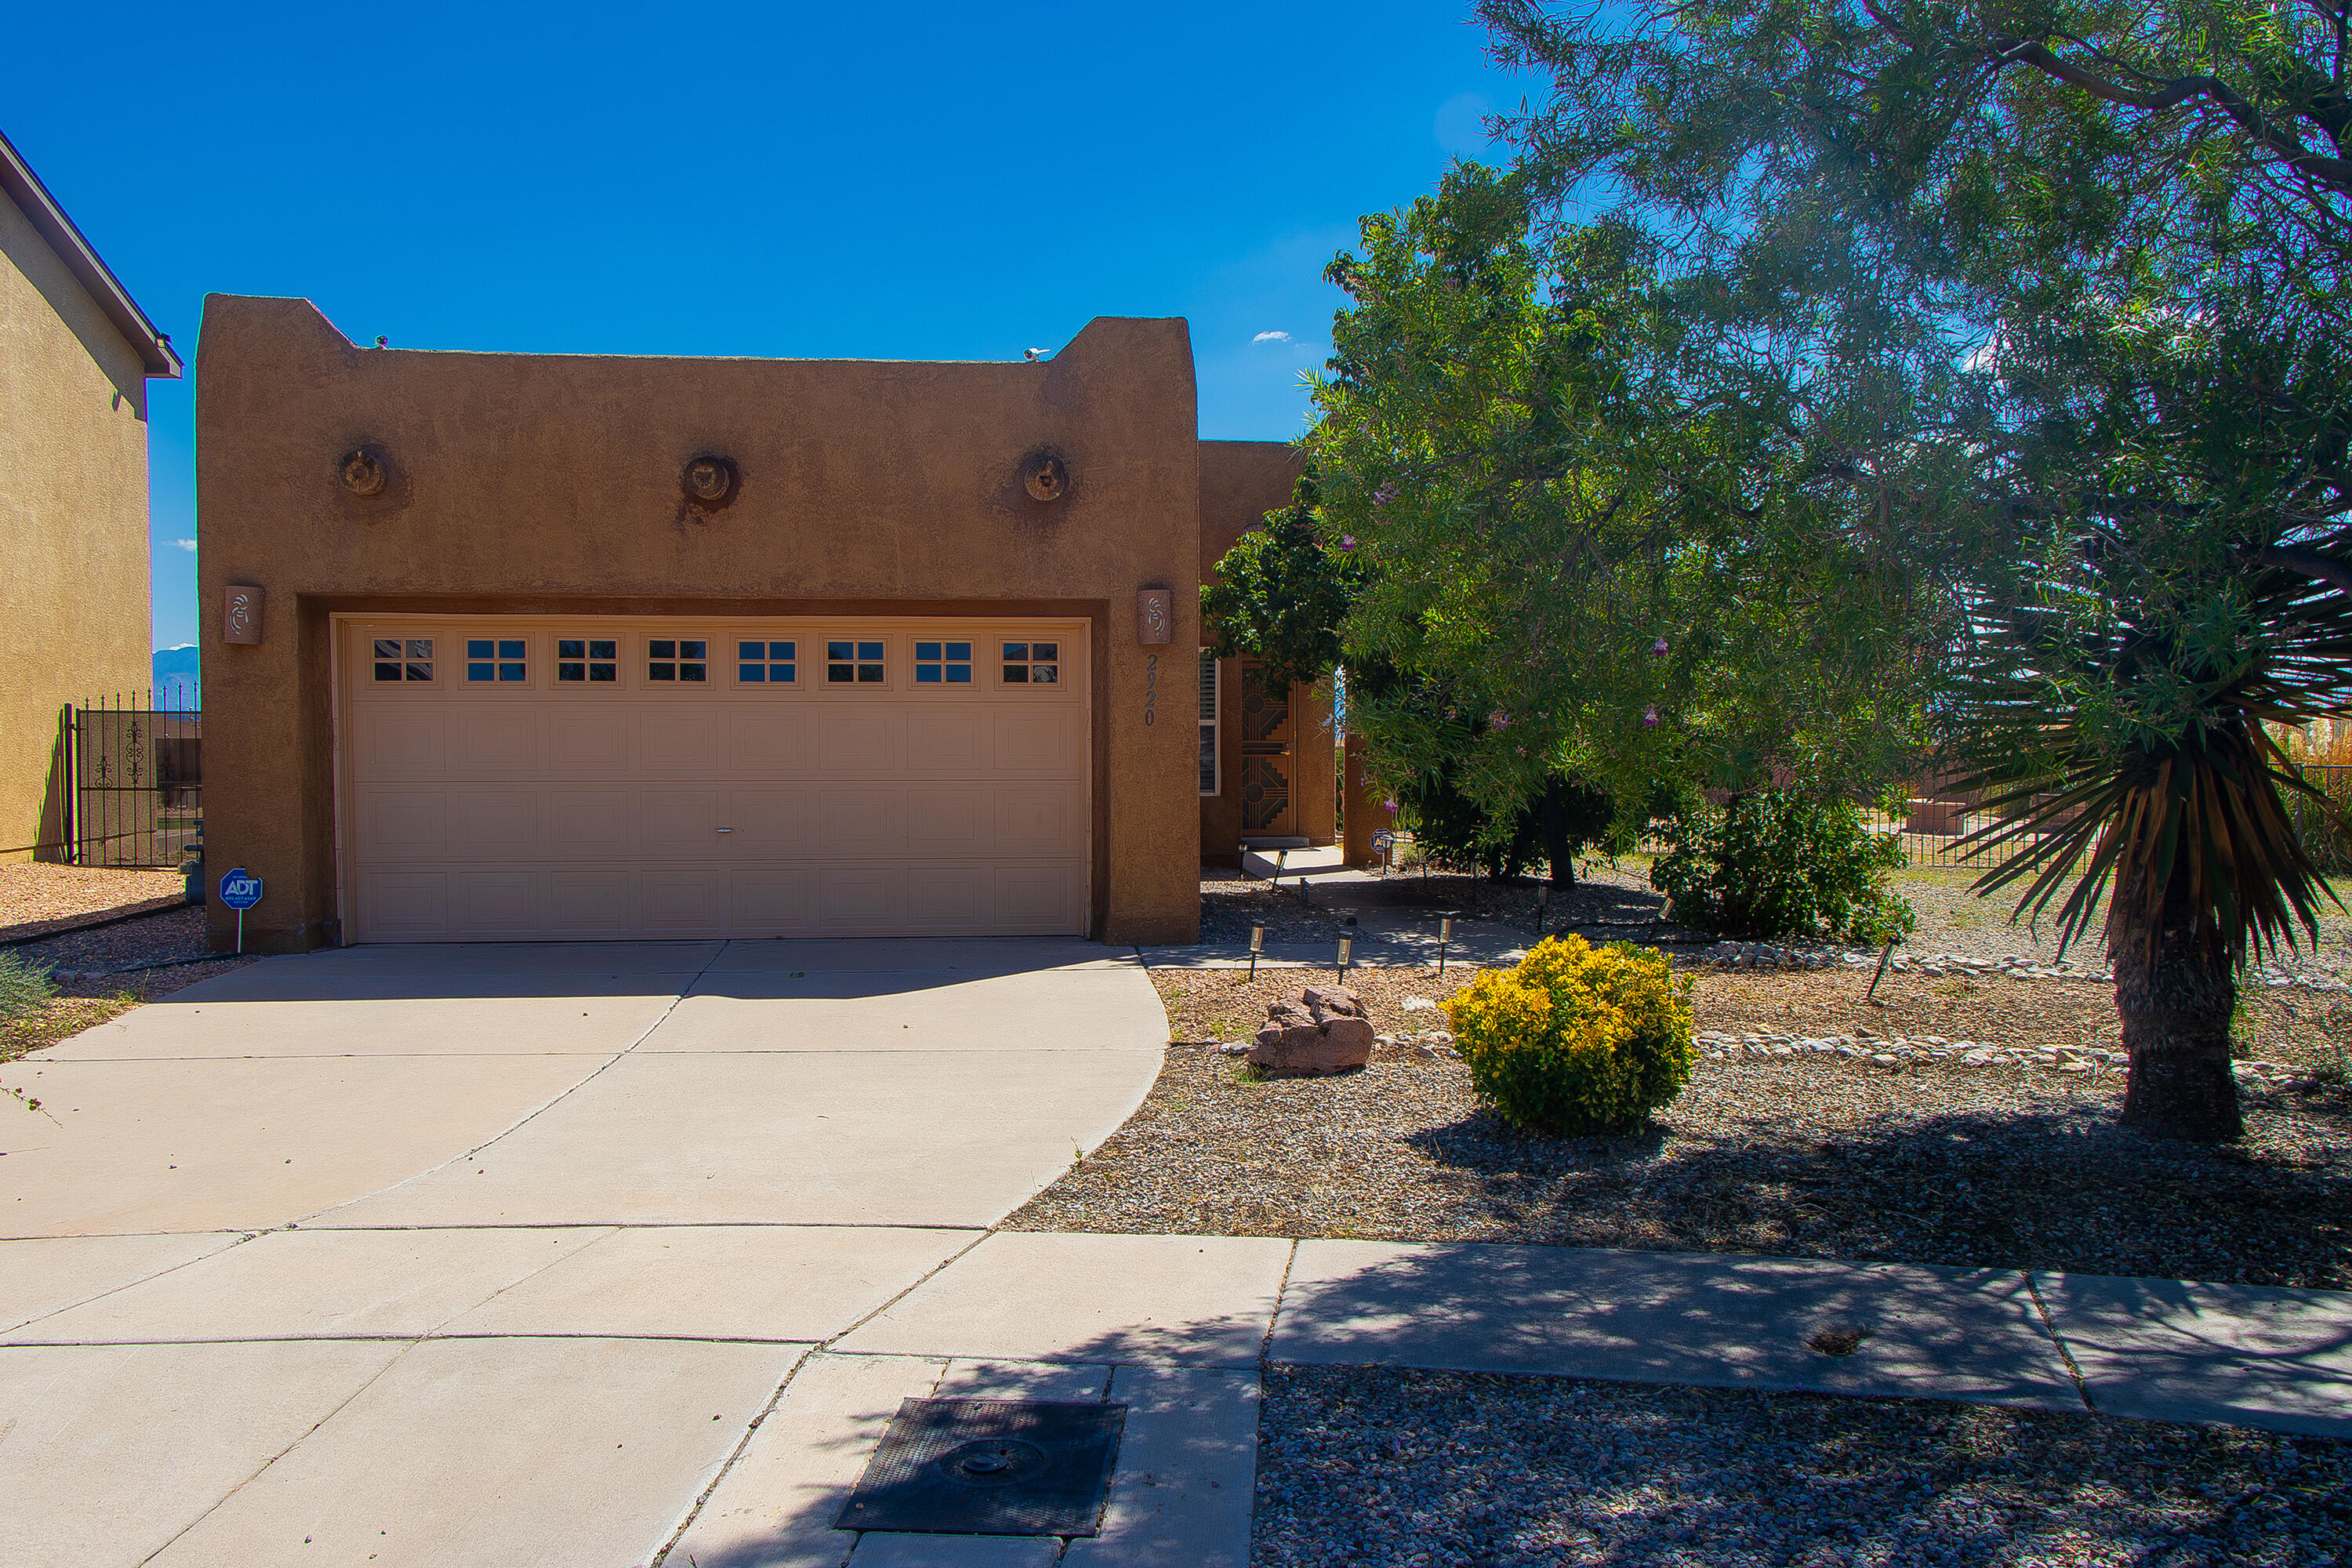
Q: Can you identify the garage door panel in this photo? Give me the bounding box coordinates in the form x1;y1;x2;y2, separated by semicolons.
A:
359;872;448;938
993;711;1080;774
640;710;720;775
549;710;632;773
725;789;812;854
903;786;985;854
729;869;818;932
354;709;447;779
726;713;808;773
993;785;1078;853
447;710;538;775
909;866;989;927
450;871;539;936
906;713;990;774
450;789;537;857
546;871;632;935
357;789;448;858
818;789;898;855
816;867;899;928
544;789;631;857
346;619;1087;941
997;866;1080;927
641;790;725;858
815;712;892;774
641;869;724;930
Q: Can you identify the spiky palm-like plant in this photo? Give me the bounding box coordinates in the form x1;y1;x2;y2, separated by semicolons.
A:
1958;545;2352;1141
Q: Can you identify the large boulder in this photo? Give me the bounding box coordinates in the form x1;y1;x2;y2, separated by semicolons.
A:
1248;982;1375;1076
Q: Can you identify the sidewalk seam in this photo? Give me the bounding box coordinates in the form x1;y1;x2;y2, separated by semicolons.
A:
281;942;731;1228
1259;1239;1300;1369
132;1336;427;1566
2026;1271;2099;1414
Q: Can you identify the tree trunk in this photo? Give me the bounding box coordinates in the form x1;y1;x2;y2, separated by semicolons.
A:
1539;779;1577;888
2107;862;2243;1142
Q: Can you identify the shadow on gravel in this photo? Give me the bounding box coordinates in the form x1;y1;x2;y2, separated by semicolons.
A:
1401;1090;2352;1289
1253;1363;2352;1568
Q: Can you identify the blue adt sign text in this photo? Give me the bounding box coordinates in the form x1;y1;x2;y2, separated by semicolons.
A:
218;869;264;910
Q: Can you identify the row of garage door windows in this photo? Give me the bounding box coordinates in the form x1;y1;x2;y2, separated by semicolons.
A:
371;637;1062;690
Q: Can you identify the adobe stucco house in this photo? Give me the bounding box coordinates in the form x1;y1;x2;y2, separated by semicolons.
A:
1;132;180;860
195;296;1332;950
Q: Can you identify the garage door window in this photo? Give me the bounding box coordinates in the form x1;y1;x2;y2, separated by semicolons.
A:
372;638;435;682
739;641;797;684
827;641;886;684
914;641;972;684
648;639;709;683
466;639;528;683
1002;642;1059;684
557;638;619;683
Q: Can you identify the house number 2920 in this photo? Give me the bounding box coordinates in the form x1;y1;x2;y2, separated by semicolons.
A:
1143;653;1158;726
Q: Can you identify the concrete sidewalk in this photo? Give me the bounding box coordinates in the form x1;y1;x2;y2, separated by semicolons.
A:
794;1232;2350;1441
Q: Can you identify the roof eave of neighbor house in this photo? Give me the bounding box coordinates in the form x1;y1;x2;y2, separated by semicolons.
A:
0;127;182;379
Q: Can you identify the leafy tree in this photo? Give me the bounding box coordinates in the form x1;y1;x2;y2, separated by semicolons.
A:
1479;0;2352;1138
1301;158;1951;894
1199;472;1362;699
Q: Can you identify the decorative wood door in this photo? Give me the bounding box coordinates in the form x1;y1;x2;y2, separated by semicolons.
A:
1238;661;1294;835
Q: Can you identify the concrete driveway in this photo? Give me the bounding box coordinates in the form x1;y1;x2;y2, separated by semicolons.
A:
1;938;1168;1567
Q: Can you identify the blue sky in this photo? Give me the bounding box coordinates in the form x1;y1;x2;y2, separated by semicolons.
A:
6;2;1526;656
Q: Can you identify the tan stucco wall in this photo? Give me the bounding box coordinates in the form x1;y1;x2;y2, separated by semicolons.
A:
0;190;153;861
195;296;1204;949
1196;440;1334;863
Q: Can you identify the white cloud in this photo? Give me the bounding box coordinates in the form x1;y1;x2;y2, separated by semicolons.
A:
1251;330;1294;345
161;643;194;652
166;538;197;552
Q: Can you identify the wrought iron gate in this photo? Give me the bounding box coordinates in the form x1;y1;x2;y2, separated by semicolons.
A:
59;689;201;868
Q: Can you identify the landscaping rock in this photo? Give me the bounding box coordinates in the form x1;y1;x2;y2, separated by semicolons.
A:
1251;984;1375;1076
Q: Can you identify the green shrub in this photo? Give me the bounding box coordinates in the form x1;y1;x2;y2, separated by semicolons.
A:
1650;791;1915;945
0;952;54;1025
1443;935;1697;1134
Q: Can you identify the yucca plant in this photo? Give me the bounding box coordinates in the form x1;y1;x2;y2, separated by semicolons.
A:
1957;543;2352;1142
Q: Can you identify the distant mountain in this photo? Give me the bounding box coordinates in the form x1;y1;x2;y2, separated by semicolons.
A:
153;644;199;708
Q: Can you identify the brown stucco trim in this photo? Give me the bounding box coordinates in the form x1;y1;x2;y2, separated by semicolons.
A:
0;131;180;376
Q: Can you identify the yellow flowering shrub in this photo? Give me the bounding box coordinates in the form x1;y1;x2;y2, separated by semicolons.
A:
1443;935;1697;1135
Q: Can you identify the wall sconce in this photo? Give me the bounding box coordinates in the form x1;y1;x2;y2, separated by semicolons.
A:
223;584;264;645
1136;588;1173;644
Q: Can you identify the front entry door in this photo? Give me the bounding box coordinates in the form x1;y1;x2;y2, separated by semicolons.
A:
1238;661;1294;836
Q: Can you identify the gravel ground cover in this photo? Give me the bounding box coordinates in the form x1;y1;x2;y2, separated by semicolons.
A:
1007;967;2352;1287
0;863;184;942
0;906;258;1065
1254;1364;2352;1568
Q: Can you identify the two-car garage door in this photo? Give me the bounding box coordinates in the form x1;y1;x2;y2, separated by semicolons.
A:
339;616;1089;941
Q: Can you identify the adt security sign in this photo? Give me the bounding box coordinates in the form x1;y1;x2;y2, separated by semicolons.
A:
219;867;264;952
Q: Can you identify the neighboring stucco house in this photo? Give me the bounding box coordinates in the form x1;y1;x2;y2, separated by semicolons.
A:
195;296;1321;949
0;131;180;861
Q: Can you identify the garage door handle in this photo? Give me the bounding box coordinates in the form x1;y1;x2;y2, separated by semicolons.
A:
716;827;733;833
